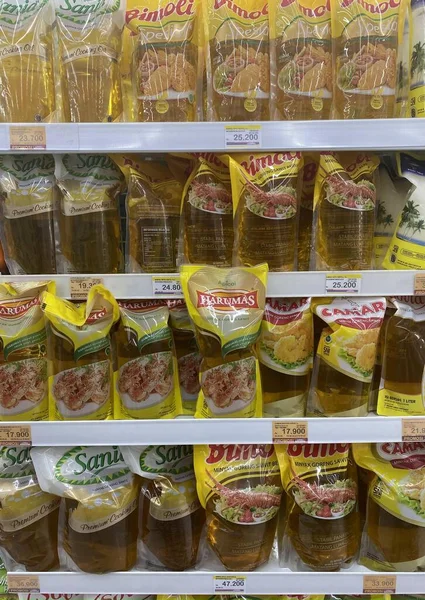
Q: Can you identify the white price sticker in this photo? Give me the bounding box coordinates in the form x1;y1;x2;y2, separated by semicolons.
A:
213;575;246;594
70;277;104;300
10;125;46;150
152;276;182;296
325;273;362;294
225;125;262;149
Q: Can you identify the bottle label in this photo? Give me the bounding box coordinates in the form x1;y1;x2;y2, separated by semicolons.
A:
69;497;137;533
62;44;117;65
61;196;116;216
3;198;53;219
0;497;59;531
0;43;48;61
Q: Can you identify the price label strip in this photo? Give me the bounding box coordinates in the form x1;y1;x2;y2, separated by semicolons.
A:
152;276;182;297
414;273;425;295
213;575;246;594
325;273;362;294
7;574;40;593
402;418;425;441
70;277;104;300
0;425;31;446
363;574;397;594
9;126;46;150
272;421;308;443
225;125;262;149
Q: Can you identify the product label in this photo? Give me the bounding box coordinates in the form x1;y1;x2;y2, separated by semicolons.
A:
69;497;137;533
0;497;60;531
62;43;117;64
61;196;116;216
3;198;53;219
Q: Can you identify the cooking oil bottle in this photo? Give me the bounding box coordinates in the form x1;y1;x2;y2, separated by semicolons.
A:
0;0;55;122
314;153;379;270
297;154;318;270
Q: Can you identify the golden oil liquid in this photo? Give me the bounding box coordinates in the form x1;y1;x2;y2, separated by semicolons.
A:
369;308;393;411
139;478;205;571
114;322;171;370
260;363;309;416
297;204;313;271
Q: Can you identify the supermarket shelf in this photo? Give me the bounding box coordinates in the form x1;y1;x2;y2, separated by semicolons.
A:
14;416;409;445
19;569;425;594
0;119;424;152
0;270;419;298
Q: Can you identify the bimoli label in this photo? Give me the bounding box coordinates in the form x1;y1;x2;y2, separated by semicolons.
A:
68;498;137;533
149;496;200;521
3;198;54;219
62;196;116;216
0;497;60;531
62;44;117;64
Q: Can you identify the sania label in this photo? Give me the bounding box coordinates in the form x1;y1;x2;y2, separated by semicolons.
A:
54;446;130;485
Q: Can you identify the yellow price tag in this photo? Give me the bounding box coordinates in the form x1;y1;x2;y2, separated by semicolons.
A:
0;425;31;446
363;574;397;594
7;574;40;593
9;126;46;150
272;421;308;443
70;277;104;300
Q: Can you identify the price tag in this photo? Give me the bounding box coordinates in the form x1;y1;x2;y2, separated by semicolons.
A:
10;126;46;150
70;277;104;300
325;273;362;294
272;421;308;443
213;575;246;594
152;276;182;296
7;574;40;593
402;418;425;441
0;425;31;446
414;273;425;295
225;125;262;149
363;574;397;594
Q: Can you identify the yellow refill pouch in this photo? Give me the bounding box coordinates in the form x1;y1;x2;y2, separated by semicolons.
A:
270;0;332;121
0;281;54;422
123;0;201;122
383;153;425;270
313;152;379;270
354;443;425;571
181;154;233;266
114;155;182;273
42;285;119;421
180;264;268;418
378;296;425;416
307;297;386;417
228;152;303;271
331;0;404;119
203;0;270;121
114;300;182;419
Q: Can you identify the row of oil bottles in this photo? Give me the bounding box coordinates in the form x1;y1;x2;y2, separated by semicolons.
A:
1;443;425;575
1;150;424;277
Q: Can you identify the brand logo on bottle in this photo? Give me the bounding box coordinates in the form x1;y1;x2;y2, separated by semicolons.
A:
241;152;301;177
320;300;385;318
287;443;350;457
86;307;107;324
265;298;309;325
206;444;274;464
377;442;425;469
139;445;194;477
341;0;400;12
126;0;194;25
0;0;47;20
63;154;120;181
214;0;268;18
0;297;39;319
0;155;54;182
197;290;258;311
54;446;129;485
118;300;165;312
298;0;330;17
0;446;34;478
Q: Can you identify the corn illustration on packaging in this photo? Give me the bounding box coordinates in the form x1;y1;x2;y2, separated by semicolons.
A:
313;152;379;270
227;152;303;271
308;297;386;417
114;300;182;420
354;443;425;571
194;444;282;570
123;0;201;122
270;0;332;121
0;281;54;422
42;285;120;421
276;443;359;571
180;264;268;418
258;298;313;417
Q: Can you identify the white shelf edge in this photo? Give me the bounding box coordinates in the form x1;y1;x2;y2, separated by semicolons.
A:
0;119;423;152
0;271;419;299
23;570;425;594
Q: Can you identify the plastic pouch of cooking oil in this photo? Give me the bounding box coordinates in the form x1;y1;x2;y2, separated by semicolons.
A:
0;155;57;275
270;0;332;120
41;285;119;421
122;0;201;122
0;0;56;123
114;300;182;419
313;152;379;270
54;0;124;122
298;154;318;271
203;0;270;121
0;281;54;422
0;446;60;572
55;154;123;274
354;443;425;571
181;264;268;419
258;298;313;417
377;296;425;415
121;445;205;570
277;443;360;571
194;444;282;571
227;152;303;271
331;0;405;118
168;300;201;415
31;446;139;573
307;297;386;417
368;299;395;412
113;155;181;273
409;0;425;117
383;153;425;270
180;154;233;266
